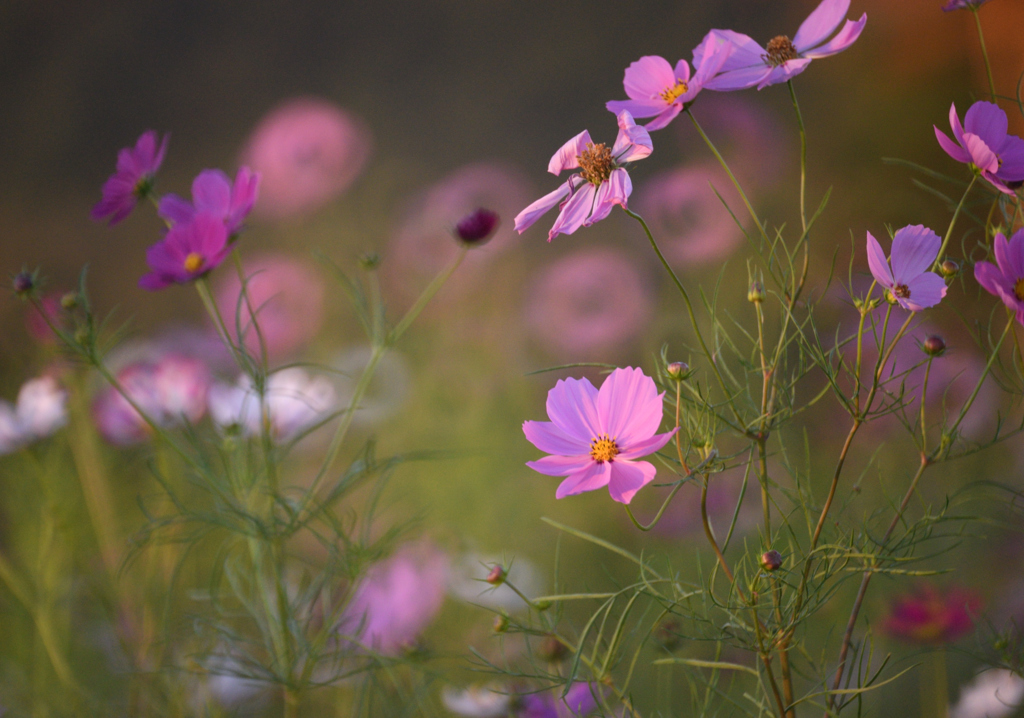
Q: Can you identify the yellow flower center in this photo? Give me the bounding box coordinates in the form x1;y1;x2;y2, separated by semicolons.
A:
659;79;689;103
576;142;614;185
893;283;911;299
1015;278;1024;301
183;252;205;274
763;35;798;67
590;434;620;463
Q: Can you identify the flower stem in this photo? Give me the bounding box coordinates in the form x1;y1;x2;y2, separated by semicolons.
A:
971;8;997;103
787;80;808;235
934;175;978;268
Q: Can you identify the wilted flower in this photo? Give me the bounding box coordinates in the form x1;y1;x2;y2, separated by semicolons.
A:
695;0;866;91
159;168;260;236
139;213;231;290
339;543;450;655
514;111;652;241
883;585;981;644
866;225;947;311
523;367;677;505
950;670;1024;718
239;97;372;219
91;130;169;225
935;102;1024;194
974;229;1024;325
0;376;67;455
524;247;655;358
212;253;326;361
943;0;995;12
441;685;512;718
208;368;337;441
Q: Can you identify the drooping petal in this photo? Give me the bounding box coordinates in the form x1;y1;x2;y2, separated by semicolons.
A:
644;104;684;132
695;30;764;74
949;103;966;146
757;58;813;89
191;169;233;215
229;166;261;225
964;101;1008;147
621;56;676;102
974;260;1012;301
606;460;657;504
801;14;866;58
515;183;572;234
866;231;894;288
523;420;590;456
617;428;678;460
793;0;851;52
545;376;602;442
611;111;653;162
587;179;618;226
890;225;941;282
548;183;597;241
705;65;773;92
596;367;661;441
556;461;611;499
934;126;971;164
526;453;594;477
139;271;173;291
158;194;196;225
900;273;947;311
605;98;668;120
548;131;593;175
962;133;999;173
691;34;731;88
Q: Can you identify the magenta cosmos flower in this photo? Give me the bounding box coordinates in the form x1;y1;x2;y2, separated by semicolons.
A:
91;130;169;225
975;229;1024;324
604;37;731;130
883;585;980;645
159;168;261;236
935;102;1024;195
866;225;947;311
523;367;677;504
514;111;652;242
694;0;866;91
139;213;231;290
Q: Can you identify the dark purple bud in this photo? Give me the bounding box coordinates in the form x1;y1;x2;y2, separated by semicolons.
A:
760;550;783;572
923;335;946;357
13;271;34;296
747;280;765;303
455;208;500;245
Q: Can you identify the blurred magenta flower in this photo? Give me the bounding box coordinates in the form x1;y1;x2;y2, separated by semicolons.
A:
159;168;260;236
883;585;981;644
0;376;67;455
339;543;450;655
950;670;1024;718
139;213;231;290
239;97;372;220
975;229;1024;324
91;130;169;225
514;111;652;241
93;354;209;446
208;368;337;441
523;367;677;505
604;38;731;130
519;683;602;718
524;247;654;358
695;0;866;91
943;0;994;11
935;102;1024;194
212;253;326;361
866;225;947;311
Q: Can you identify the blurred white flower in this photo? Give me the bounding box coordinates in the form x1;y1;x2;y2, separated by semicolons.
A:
448;554;543;612
209;368;337;441
950;669;1024;718
441;684;512;717
0;376;67;455
332;346;410;427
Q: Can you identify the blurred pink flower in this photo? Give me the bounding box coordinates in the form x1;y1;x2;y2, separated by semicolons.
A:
91;130;168;225
883;584;981;645
239;97;372;219
524;247;654;357
212;253;326;361
208;368;337;442
0;376;67;455
339;543;450;655
24;292;66;344
158;167;260;236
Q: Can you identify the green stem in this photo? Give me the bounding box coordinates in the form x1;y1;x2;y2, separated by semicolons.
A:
971;8;997;103
935;175;978;267
787;80;808;235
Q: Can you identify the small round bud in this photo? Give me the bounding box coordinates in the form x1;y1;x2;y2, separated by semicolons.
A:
747;280;765;303
358;252;381;270
13;271;34;296
60;292;79;310
654;619;682;651
538;634;567;662
666;362;689;381
485;565;506;585
74;327;90;346
454;208;500;245
532;599;552;612
939;260;960;278
760;550;783;572
493;614;509;633
922;335;946;357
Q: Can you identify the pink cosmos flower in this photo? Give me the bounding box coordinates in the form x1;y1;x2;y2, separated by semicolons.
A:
694;0;866;91
159;168;261;236
518;683;602;718
139;213;231;290
514;111;652;242
91;130;169;225
935;102;1024;195
866;225;947;311
523;367;677;504
239;97;372;220
975;229;1024;325
604;37;731;131
883;584;981;645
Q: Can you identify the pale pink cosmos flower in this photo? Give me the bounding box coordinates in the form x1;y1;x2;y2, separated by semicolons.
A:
935;102;1024;195
514;111;652;242
975;229;1024;325
523;367;677;504
208;368;337;442
239;97;372;220
604;36;731;130
950;670;1024;718
524;247;654;358
866;225;947;311
0;376;68;455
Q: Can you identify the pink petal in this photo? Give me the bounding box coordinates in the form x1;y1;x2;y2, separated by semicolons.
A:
596;367;662;441
515;183;571;234
900;273;946;311
556;461;611;499
621;56;676;102
158;194;195;225
644;104;684;132
691;34;731;88
586;180;618;226
801;14;866;58
993;232;1024;281
934;126;971;164
527;453;594;477
695;30;764;74
866;231;894;288
963;133;999;173
546;376;602;442
548;183;597;241
757;58;813;89
548;131;593;175
975;260;1012;302
611;111;653;162
949;103;966;146
618;428;678;460
523;420;590;455
964;101;1009;147
793;0;851;52
673;59;693;85
192;170;232;215
605;99;666;120
705;65;772;91
890;224;941;282
606;460;657;504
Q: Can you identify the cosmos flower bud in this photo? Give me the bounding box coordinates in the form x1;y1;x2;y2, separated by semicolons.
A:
493;614;509;633
485;564;506;585
747;280;765;303
454;208;500;245
760;549;783;572
654;619;682;651
13;271;34;296
538;634;567;662
923;335;946;357
60;292;78;310
359;252;381;270
667;362;689;381
939;260;960;278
